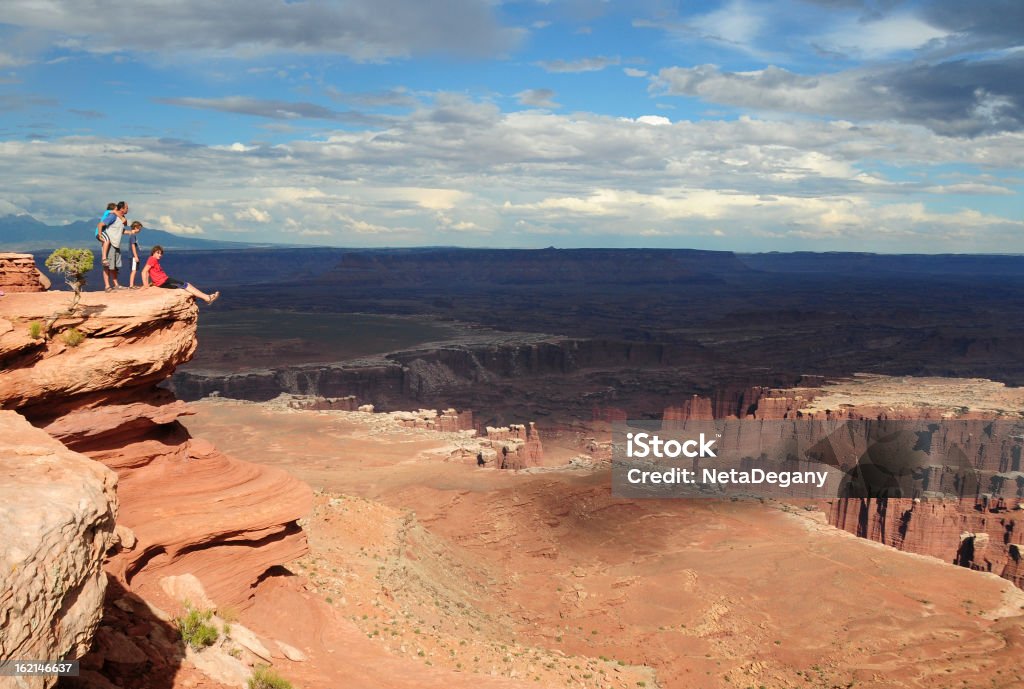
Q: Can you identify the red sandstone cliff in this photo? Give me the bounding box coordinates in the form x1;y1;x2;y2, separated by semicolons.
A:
0;260;312;685
0;285;312;610
663;375;1024;589
0;252;50;292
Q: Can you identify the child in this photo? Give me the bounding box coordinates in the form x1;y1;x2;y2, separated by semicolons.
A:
141;245;220;304
127;221;143;288
96;202;115;273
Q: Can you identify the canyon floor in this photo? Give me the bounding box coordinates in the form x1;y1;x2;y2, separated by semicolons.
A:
182;397;1024;689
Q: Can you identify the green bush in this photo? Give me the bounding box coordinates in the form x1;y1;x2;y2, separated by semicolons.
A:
175;605;219;650
41;247;95;338
60;327;85;348
44;247;93;288
28;321;43;339
248;665;293;689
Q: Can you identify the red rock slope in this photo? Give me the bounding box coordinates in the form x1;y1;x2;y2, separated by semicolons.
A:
0;282;312;612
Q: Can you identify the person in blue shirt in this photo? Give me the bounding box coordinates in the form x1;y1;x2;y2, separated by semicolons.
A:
95;202;116;269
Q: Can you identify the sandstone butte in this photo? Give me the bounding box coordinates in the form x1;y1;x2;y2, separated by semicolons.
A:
0;254;312;688
663;375;1024;591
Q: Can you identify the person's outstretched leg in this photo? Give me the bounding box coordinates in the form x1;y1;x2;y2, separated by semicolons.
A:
183;283;219;304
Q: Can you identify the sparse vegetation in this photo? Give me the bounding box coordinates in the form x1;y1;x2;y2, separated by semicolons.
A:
28;321;43;339
42;248;94;337
248;665;292;689
60;327;85;348
175;604;219;650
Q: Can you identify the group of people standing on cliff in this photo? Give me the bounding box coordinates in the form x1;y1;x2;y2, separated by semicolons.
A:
95;202;219;305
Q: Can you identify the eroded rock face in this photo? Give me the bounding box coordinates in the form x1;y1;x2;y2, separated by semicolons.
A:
0;252;50;292
0;410;117;688
0;286;312;616
665;374;1024;589
483;422;543;469
0;290;198;411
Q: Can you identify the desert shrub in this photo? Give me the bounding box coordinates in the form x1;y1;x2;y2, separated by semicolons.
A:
60;327;85;347
42;247;95;336
175;605;219;650
28;321;43;339
248;665;292;689
44;247;93;298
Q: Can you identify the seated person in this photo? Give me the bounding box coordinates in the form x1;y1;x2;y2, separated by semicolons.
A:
141;245;219;305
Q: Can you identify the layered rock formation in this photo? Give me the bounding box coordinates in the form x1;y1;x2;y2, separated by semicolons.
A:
482;422;543;469
287;394;361;411
664;374;1024;589
392;407;475;433
170;336;715;409
0;267;312;685
0;252;50;292
0;286;312;610
0;411;117;689
831;496;1024;587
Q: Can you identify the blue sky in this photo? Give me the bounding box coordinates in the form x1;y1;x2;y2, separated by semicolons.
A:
0;0;1021;251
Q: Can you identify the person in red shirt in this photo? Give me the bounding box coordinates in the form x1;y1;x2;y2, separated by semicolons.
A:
141;245;220;304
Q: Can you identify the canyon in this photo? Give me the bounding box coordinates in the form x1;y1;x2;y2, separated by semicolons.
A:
183;387;1024;689
3;249;1024;689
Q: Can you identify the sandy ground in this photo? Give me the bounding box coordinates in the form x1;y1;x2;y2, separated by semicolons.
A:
183;398;1024;689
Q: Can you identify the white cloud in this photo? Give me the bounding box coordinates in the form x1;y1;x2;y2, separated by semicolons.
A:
623;68;648;78
536;56;620;73
818;13;950;59
157;214;205;235
0;52;29;68
0;100;1020;250
691;0;765;47
234;207;271;223
516;88;559;108
634;115;672;126
437;212;485;233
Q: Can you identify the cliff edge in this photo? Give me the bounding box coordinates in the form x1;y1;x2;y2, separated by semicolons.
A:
0;256;312;686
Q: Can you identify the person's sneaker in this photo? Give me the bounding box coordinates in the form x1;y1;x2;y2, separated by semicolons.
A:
104;287;113;292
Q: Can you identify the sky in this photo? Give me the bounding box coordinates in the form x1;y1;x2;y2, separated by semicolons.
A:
0;0;1021;252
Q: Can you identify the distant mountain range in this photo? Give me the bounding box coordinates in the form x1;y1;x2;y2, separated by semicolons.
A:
0;214;265;251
